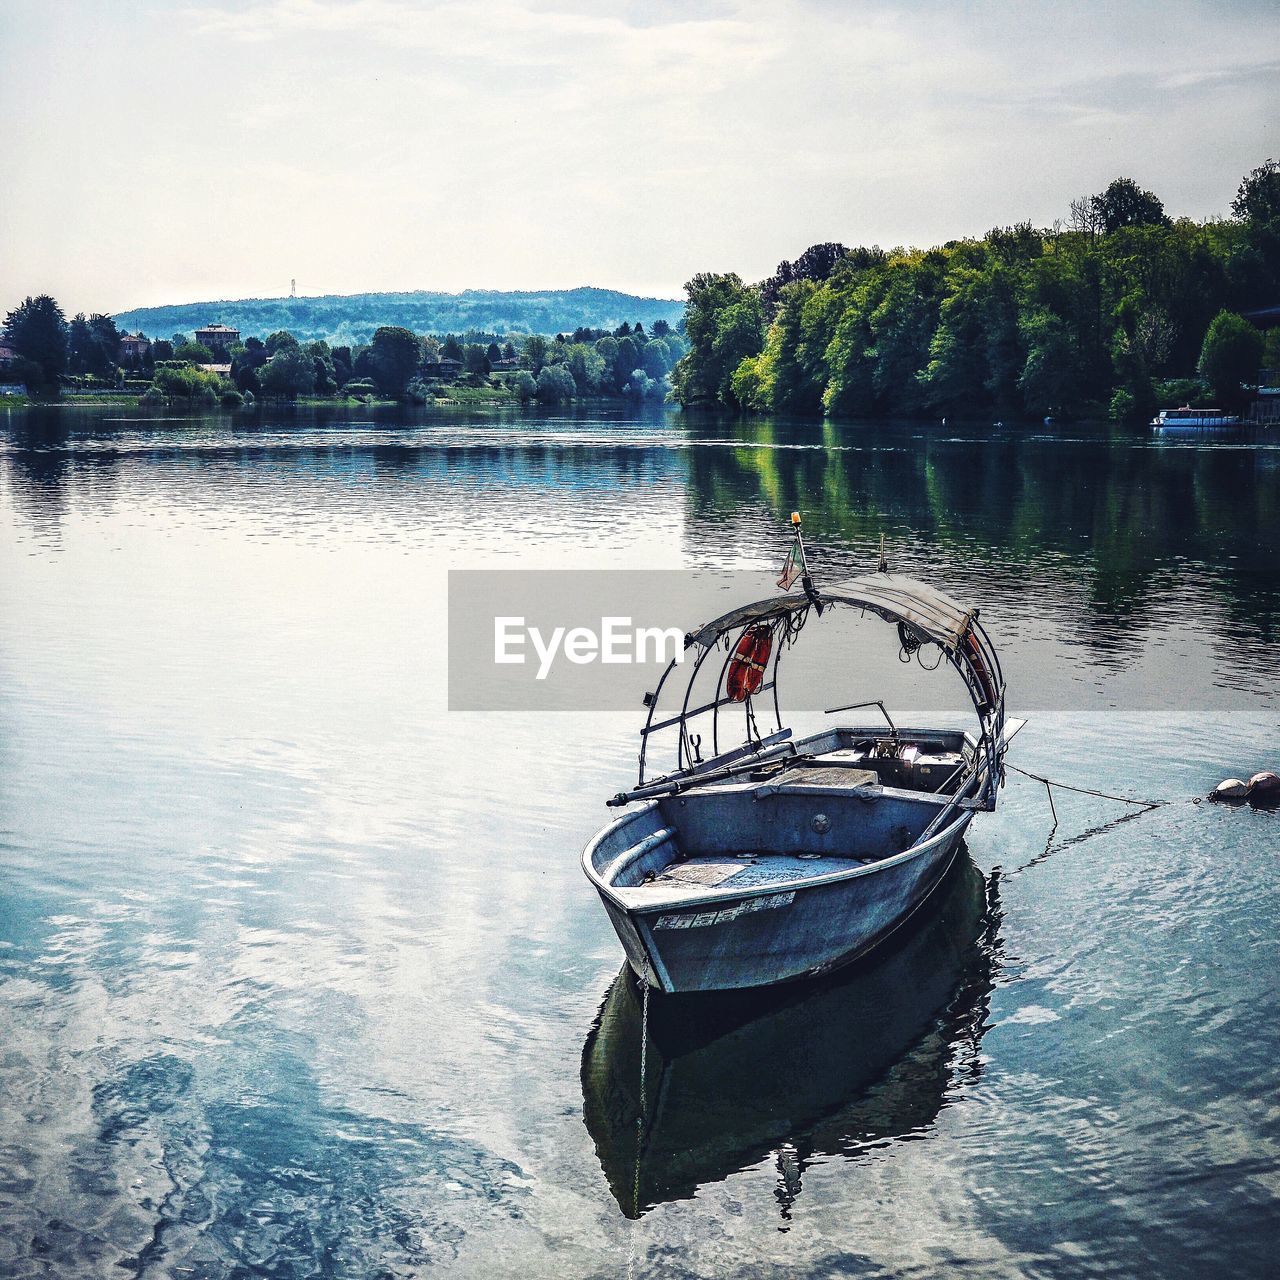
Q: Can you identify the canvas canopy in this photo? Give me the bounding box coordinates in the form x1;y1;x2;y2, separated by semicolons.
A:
687;573;977;652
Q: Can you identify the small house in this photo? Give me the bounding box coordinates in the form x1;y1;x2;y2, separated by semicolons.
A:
119;332;151;362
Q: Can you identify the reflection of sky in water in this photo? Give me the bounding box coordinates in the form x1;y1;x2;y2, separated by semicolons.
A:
0;406;1277;1277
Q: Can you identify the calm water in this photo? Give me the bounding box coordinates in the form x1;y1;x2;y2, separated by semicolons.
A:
1;404;1278;1278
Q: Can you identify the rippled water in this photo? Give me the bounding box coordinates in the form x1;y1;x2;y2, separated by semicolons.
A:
1;404;1277;1277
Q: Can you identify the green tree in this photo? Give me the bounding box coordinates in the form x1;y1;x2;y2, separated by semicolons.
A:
822;277;879;417
729;353;772;410
1019;309;1082;417
763;281;814;412
68;312;122;378
641;338;671;379
370;326;422;394
174;340;215;364
306;340;337;394
231;336;268;395
761;242;848;316
918;263;1022;415
1232;159;1280;224
265;330;298;354
1230;159;1280;303
1090;178;1168;234
769;280;841;414
592;336;618;384
511;370;538;401
623;369;659;399
233;362;261;396
867;267;936;412
535;364;576;403
258;347;317;398
151;365;224;403
670;273;764;406
1197;310;1263;403
463;343;490;376
612;336;640;392
3;295;69;387
523;333;549;372
670;166;1273;423
68;314;94;375
566;343;606;393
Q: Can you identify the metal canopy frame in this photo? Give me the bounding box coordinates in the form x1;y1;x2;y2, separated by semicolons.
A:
633;572;1007;805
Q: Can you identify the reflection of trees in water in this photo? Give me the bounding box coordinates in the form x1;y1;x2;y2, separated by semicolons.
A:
1;415;686;535
2;413;124;538
581;857;1003;1220
683;417;1280;658
6;409;1276;664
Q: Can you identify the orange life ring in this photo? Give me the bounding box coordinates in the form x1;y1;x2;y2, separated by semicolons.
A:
727;624;772;702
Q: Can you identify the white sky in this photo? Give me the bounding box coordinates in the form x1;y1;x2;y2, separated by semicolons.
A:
1;0;1277;316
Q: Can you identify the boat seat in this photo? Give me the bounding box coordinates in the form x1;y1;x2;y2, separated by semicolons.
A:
601;826;676;887
777;765;879;789
755;765;879;796
645;851;876;894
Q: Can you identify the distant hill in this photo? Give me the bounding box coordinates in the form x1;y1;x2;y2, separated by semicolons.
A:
115;287;685;344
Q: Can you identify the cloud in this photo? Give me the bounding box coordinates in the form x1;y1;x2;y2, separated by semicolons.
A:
2;0;1276;308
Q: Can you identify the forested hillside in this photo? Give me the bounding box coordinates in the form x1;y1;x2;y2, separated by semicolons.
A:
116;287;684;345
672;166;1280;422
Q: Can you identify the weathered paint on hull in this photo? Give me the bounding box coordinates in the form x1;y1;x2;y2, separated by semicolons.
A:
598;816;971;993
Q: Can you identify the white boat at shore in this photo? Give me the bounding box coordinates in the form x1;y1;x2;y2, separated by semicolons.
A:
1151;406;1241;430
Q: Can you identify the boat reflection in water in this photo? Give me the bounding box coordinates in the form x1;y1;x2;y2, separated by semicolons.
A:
581;854;1002;1219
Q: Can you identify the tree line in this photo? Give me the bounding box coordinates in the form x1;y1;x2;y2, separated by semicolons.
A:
671;165;1280;422
113;287;686;347
0;301;687;407
210;320;687;404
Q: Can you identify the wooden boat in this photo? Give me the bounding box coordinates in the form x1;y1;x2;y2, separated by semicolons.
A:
581;856;998;1217
582;523;1023;993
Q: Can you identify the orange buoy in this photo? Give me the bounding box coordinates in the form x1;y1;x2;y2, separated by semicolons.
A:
726;624;772;702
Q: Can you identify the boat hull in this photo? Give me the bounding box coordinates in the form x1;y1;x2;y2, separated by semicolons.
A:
596;815;971;993
581;855;994;1216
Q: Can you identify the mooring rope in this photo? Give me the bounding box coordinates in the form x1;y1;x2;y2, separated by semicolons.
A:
1004;761;1164;822
1000;761;1167;875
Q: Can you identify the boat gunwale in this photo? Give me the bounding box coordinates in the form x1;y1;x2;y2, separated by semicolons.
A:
581;801;974;915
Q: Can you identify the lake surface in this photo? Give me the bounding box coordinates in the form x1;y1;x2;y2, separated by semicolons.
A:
1;403;1277;1278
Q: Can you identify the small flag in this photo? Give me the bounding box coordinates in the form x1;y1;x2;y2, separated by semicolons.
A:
777;540;804;590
